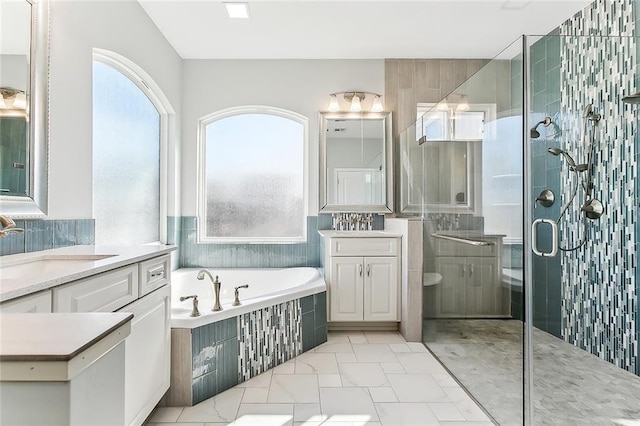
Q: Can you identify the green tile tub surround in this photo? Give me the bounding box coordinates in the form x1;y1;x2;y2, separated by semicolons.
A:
188;292;328;405
0;219;95;256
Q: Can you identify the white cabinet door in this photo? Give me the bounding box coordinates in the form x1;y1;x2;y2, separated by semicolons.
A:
466;257;499;316
118;285;170;426
435;257;466;317
363;257;398;321
329;257;364;321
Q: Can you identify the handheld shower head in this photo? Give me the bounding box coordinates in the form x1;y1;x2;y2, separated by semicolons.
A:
547;147;577;169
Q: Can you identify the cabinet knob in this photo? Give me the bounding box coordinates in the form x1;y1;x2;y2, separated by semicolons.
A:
366;264;371;277
359;264;363;277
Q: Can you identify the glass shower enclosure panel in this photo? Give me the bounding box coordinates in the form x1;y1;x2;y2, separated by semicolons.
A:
406;38;525;425
526;34;640;424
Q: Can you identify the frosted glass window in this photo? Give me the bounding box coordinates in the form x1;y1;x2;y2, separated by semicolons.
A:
202;111;305;242
92;61;160;245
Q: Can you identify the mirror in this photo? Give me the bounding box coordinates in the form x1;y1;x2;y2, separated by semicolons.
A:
319;112;393;213
0;0;49;218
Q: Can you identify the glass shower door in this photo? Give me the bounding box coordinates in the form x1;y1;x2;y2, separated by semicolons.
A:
525;34;640;424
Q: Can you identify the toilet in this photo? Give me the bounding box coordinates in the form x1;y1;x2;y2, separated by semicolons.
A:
422;272;442;319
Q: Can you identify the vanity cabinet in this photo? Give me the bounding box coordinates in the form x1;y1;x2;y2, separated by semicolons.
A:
0;250;173;426
433;235;507;317
321;234;401;324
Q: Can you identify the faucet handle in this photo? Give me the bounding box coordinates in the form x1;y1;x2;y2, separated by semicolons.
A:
179;295;200;317
233;285;249;307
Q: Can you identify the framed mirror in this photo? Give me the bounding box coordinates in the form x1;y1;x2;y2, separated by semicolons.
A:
319;111;393;213
0;0;49;218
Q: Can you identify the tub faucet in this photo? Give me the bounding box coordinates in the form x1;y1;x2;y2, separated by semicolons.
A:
0;215;24;238
196;269;223;311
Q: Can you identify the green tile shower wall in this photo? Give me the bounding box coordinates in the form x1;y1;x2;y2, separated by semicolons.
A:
174;216;321;268
0;219;95;256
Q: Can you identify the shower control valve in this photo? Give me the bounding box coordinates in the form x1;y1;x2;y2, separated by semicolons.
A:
534;189;555;208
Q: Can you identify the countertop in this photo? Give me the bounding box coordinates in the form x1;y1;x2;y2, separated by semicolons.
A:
0;244;176;303
0;312;133;362
432;230;507;238
318;230;403;238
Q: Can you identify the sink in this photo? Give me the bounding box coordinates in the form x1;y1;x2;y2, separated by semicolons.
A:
318;230;399;238
0;254;117;280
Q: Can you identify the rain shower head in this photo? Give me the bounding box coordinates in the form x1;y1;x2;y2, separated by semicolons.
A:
622;91;640;104
548;147;577;169
530;117;552;139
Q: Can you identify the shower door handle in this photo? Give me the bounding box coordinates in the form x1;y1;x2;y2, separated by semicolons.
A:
531;218;558;257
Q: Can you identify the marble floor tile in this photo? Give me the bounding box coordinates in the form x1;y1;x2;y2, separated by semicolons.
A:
389;343;412;352
428;402;467;421
147;407;183;422
364;332;406;344
339;363;389;387
241;387;269;403
146;331;489;426
395;352;447;374
319;387;379;422
268;374;320;403
236;370;272;388
318;373;342;387
295;352;339;374
386;373;450;403
374;402;440;425
234;403;293;426
272;360;296;375
293;403;326;422
352;344;398;363
314;342;355;353
177;388;244;423
368;387;398;403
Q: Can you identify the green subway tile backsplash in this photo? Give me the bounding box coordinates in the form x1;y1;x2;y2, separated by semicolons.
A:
0;219;95;256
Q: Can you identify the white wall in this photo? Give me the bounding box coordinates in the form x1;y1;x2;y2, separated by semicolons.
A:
48;0;182;219
181;59;384;216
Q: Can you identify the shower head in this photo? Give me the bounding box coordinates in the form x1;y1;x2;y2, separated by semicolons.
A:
530;117;552;139
622;91;640;104
547;147;577;169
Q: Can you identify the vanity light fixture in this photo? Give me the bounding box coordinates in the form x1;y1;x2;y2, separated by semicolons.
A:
456;95;470;112
0;87;27;110
437;99;449;111
224;2;250;19
326;91;384;112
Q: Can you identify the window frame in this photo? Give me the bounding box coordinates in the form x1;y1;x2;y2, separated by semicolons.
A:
197;105;309;244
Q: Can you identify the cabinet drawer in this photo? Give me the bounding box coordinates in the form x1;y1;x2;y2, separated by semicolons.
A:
53;265;139;313
139;255;170;297
330;238;399;257
434;239;497;257
0;291;52;313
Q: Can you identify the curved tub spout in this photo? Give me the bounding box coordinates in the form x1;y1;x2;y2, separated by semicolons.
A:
196;269;223;311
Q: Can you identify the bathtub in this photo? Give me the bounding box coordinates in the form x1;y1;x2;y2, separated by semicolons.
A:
170;267;326;328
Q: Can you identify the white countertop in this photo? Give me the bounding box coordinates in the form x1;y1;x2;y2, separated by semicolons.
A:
0;312;133;381
0;244;176;303
318;230;402;238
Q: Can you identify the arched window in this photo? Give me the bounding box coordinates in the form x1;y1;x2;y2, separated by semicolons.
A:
198;106;308;243
92;51;167;245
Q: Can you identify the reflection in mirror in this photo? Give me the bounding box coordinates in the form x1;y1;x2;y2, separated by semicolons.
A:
0;0;49;218
319;112;393;213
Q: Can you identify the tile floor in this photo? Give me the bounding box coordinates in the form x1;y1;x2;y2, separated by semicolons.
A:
146;331;494;426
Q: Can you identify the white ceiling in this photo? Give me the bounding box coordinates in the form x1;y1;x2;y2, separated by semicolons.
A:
137;0;592;60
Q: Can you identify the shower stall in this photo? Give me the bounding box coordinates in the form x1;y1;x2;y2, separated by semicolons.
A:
399;34;640;424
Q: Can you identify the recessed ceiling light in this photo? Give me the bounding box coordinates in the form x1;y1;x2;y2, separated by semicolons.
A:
224;3;250;19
